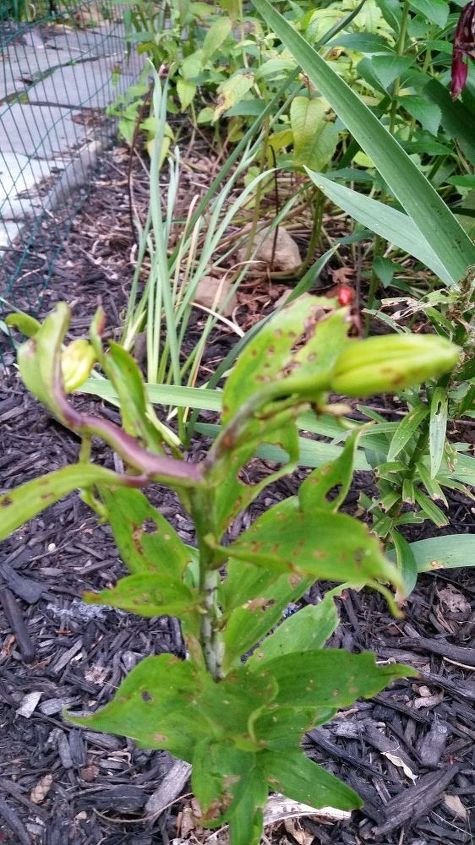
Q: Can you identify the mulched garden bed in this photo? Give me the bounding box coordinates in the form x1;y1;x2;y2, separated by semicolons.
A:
0;146;474;845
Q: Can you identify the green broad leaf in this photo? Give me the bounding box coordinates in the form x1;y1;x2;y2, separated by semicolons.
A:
0;464;129;541
227;763;268;845
263;750;361;810
202;16;232;60
84;574;200;624
182;49;204;80
369;55;414;90
290;96;339;171
253;706;335;752
373;256;399;287
390;529;418;599
429;387;448;478
409;0;449;27
221;557;312;670
214;71;256;120
377;0;401;30
400;95;441;136
69;654;278;760
250;0;475;282
177;78;196;110
5;311;41;337
68;654;211;759
299;429;362;512
387;404;429;461
306;172;451;283
408;534;475;572
104;342;164;452
250;594;340;666
252;649;416;709
99;487;191;577
329;32;392;53
414;488;448;527
192;740;256;826
228;498;402;589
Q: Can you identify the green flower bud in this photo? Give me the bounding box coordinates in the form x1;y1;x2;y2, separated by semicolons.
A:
331;334;460;398
61;339;96;393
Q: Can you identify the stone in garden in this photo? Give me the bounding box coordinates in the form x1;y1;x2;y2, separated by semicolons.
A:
237;224;301;273
194;275;237;317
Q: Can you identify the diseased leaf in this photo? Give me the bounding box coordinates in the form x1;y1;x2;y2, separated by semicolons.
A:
251;649;416;709
290;96;338;170
202;16;232;60
192;739;256;825
99;486;191;577
407;534;475;572
262;750;361;810
252;706;334;752
214;72;255;120
84;574;200;627
299;429;362;512
222;566;312;671
227;764;267;845
228;498;402;589
68;655;278;760
250;595;340;666
68;654;210;759
0;464;130;541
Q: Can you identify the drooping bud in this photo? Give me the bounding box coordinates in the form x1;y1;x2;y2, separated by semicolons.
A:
331;334;460;397
451;1;475;98
61;339;96;392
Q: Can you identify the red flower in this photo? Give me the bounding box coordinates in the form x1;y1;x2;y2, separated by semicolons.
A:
451;1;475;98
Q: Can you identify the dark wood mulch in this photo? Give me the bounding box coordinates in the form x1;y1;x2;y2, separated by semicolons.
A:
0;147;474;845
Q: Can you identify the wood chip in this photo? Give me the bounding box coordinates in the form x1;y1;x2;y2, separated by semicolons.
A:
30;774;53;804
443;793;469;820
16;690;43;719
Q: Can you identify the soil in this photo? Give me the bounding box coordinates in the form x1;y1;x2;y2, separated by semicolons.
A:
0;146;474;845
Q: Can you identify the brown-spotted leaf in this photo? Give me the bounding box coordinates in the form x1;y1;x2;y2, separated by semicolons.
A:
227;497;402;589
99;486;191;578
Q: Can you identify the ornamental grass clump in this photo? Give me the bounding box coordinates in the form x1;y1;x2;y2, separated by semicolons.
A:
0;296;459;845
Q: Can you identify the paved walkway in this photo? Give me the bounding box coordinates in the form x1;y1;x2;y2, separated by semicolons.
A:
0;18;142;249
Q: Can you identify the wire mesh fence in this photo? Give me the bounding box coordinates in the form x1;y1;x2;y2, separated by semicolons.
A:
0;0;141;319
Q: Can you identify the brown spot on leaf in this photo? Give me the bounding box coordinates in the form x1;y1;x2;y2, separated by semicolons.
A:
1;496;12;507
141;690;153;702
142;519;158;534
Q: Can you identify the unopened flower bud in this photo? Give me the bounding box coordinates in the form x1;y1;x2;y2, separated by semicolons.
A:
331;334;460;397
61;339;96;392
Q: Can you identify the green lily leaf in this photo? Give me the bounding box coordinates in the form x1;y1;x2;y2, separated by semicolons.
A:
299;429;362;512
222;562;312;671
252;706;335;752
250;593;340;666
103;342;165;453
0;464;133;541
68;655;278;760
262;750;361;810
99;486;192;577
84;574;200;629
251;649;416;709
227;498;402;589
